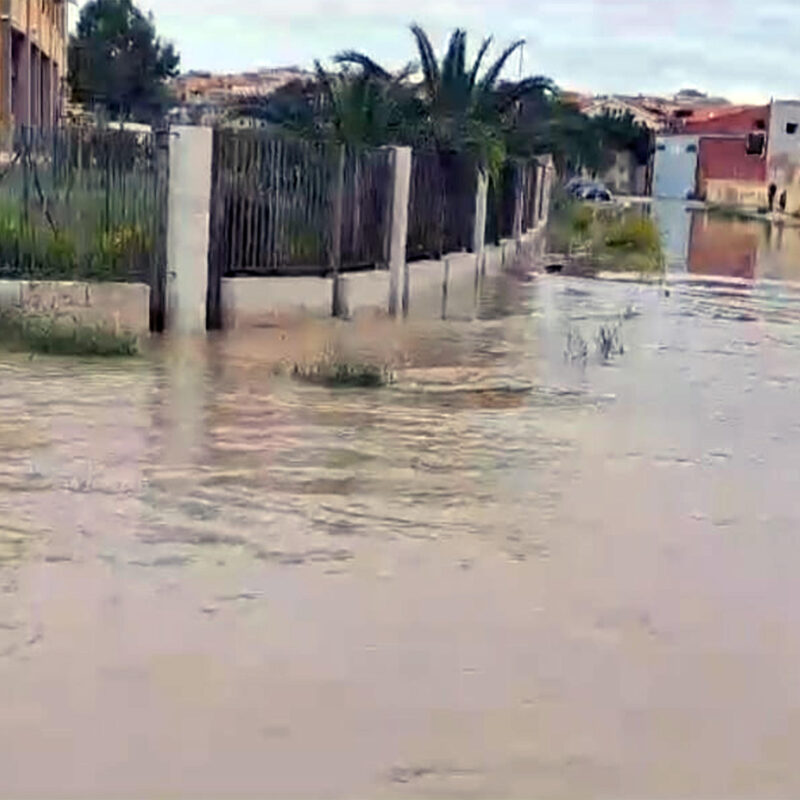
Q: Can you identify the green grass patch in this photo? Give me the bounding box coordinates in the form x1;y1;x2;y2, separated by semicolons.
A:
291;355;394;388
0;310;139;356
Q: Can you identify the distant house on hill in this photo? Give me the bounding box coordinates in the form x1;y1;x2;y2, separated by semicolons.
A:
168;67;313;127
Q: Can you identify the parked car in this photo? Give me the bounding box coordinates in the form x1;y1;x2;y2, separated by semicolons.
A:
565;177;591;197
565;178;613;202
581;183;613;202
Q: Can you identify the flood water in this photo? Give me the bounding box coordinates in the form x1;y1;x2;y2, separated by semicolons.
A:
4;207;800;797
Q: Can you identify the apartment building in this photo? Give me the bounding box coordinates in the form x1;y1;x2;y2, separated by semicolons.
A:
0;0;68;128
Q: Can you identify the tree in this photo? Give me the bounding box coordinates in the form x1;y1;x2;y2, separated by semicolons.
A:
229;61;422;148
68;0;180;123
337;26;554;172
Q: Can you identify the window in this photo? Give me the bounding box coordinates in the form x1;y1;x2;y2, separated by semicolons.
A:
746;132;766;156
786;122;798;134
686;144;697;153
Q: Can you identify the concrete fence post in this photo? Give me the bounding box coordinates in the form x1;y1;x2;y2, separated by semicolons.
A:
512;162;524;244
387;146;412;317
540;155;554;225
472;168;488;277
330;143;346;317
166;125;213;335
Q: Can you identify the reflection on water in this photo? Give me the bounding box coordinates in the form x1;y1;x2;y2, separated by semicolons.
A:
653;199;800;283
4;267;800;797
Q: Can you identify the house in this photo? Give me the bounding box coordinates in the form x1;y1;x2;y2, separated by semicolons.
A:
654;104;770;205
767;100;800;214
0;0;67;128
581;95;666;132
169;67;312;127
689;105;769;208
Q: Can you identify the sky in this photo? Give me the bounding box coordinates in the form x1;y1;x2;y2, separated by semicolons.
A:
76;0;800;103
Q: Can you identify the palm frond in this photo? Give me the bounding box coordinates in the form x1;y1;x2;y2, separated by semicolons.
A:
334;50;393;81
494;75;558;110
410;23;440;101
468;36;493;88
478;38;525;92
442;29;466;86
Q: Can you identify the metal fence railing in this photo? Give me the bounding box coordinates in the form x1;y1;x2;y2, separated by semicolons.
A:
406;150;477;261
486;159;543;246
208;131;392;278
0;125;168;328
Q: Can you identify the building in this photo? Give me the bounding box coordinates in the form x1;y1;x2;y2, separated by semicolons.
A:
689;105;769;208
654;104;770;204
581;95;666;131
168;67;311;126
698;138;767;208
653;134;700;199
0;0;68;128
767;100;800;214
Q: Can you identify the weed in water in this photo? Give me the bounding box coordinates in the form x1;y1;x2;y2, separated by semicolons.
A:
292;356;394;388
596;324;624;361
564;328;589;364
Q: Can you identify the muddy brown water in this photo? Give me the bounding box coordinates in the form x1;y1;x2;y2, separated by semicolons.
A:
4;212;800;797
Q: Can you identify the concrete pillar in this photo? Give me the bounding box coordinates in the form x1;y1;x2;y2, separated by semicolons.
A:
0;6;11;125
167;126;213;335
512;162;524;243
472;168;488;264
539;155;554;225
386;146;411;317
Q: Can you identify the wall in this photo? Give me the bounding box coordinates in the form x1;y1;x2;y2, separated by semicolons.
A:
697;137;767;205
0;280;150;336
768;101;800;214
704;179;768;209
7;0;65;62
654;135;700;199
220;230;548;329
601;150;637;195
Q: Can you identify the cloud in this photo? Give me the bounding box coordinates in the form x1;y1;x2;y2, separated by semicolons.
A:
75;0;800;100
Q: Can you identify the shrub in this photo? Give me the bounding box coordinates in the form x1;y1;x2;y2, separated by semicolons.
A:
603;216;661;253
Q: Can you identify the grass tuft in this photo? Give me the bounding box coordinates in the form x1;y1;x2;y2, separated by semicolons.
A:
0;310;139;356
291;354;394;388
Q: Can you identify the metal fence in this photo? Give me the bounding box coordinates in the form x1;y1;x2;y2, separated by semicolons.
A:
208;130;392;277
0;125;168;328
406;150;477;261
486;159;542;245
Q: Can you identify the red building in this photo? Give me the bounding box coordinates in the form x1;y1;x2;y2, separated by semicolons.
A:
680;105;770;205
682;105;769;135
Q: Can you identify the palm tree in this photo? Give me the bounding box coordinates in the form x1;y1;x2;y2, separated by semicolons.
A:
337;25;554;171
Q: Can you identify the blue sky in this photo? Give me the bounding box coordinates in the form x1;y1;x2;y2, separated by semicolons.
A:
78;0;798;102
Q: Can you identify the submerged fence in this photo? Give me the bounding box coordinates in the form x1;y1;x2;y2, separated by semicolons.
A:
0;126;168;328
